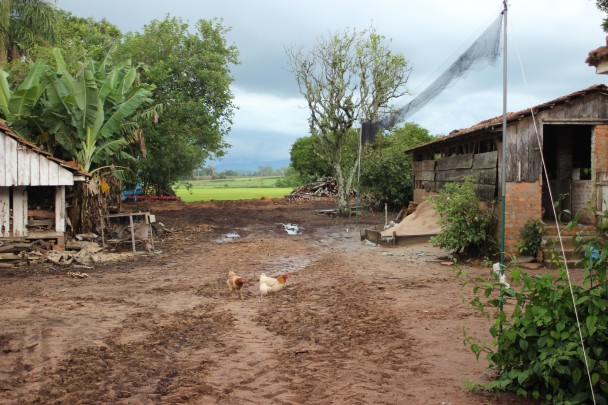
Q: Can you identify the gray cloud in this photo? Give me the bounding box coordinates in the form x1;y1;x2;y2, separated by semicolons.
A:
57;0;607;169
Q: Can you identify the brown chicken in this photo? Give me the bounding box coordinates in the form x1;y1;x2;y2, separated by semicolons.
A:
259;272;289;298
227;271;247;299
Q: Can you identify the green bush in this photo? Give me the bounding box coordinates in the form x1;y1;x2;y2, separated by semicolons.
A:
275;166;305;188
361;122;433;210
429;178;496;256
460;217;608;403
517;219;545;257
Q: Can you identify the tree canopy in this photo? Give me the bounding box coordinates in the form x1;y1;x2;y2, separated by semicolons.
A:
361;122;433;209
118;16;239;192
0;46;154;173
289;136;332;184
597;0;608;32
287;26;411;215
0;0;60;65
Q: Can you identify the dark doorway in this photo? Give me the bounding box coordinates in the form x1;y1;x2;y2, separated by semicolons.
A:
542;124;593;223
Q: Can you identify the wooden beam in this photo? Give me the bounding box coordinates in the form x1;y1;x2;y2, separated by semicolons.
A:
55;186;66;232
12;186;28;237
0;187;9;237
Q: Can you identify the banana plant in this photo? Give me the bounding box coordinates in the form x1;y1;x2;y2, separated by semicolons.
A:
0;46;155;174
40;47;155;173
0;59;47;135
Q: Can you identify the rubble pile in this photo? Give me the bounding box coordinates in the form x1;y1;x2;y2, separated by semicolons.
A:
0;222;172;270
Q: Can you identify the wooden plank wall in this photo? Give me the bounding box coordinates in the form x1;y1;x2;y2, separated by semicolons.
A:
0;133;75;187
0;187;9;237
413;151;498;200
504;95;607;183
505;120;542;182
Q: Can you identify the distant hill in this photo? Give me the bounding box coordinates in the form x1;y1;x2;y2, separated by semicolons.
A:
212;159;290;172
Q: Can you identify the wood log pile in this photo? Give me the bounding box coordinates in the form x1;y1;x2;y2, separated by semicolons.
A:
0;240;53;268
27;209;55;231
0;239;102;269
286;177;354;200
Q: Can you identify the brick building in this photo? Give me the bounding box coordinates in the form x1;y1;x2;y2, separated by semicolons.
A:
406;84;608;254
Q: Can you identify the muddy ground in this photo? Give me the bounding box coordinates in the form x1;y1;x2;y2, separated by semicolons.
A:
0;198;538;404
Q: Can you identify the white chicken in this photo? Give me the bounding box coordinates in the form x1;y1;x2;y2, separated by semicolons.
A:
259;272;289;298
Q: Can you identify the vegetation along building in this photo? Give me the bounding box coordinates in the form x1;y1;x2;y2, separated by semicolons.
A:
0;123;88;247
406;84;608;254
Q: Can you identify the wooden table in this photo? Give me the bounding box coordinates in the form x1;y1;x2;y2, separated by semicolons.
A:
100;212;155;254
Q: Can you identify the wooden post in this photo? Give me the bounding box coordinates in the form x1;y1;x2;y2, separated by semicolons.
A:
55;186;66;233
12;186;28;237
0;187;9;237
129;214;136;254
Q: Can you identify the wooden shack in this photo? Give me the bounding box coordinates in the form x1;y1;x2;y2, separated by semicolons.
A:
406;84;608;253
0;123;88;247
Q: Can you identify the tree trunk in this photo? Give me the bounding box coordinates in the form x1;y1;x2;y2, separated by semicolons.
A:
0;45;7;66
9;41;20;62
0;1;8;66
335;162;357;217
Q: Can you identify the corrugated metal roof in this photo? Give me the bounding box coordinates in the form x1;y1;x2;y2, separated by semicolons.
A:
406;84;608;154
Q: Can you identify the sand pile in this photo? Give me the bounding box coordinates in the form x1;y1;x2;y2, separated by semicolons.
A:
381;200;441;237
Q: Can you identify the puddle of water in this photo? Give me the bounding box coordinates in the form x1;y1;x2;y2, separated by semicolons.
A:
215;232;240;243
278;223;302;235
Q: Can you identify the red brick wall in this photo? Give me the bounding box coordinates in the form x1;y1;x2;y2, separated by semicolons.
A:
595;124;608;173
503;181;542;255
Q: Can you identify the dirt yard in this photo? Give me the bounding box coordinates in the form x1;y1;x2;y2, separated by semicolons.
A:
0;198;537;404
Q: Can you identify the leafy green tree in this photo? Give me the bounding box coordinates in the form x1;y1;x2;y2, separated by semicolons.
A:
222;169;238;177
42;11;121;66
287;26;411;216
118;16;239;192
275;165;303;187
597;0;608;32
0;0;59;65
0;47;156;231
361;122;433;209
1;10;122;89
289;136;332;184
258;166;273;177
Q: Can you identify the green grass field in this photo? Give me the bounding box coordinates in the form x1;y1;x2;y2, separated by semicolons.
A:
174;177;294;202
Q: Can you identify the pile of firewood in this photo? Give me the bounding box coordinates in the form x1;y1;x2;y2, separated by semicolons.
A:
0;240;53;268
286;177;342;200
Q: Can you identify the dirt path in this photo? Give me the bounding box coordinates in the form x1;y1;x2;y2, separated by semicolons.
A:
0;199;536;404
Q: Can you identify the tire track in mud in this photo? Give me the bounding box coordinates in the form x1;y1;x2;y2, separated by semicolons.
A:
253;253;422;405
35;304;235;404
201;300;298;404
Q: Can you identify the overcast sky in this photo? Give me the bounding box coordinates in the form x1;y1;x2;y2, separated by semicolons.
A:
57;0;607;171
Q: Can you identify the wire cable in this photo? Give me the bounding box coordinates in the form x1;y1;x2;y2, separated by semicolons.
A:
510;13;597;405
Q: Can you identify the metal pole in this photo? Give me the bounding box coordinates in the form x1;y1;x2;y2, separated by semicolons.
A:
500;2;507;263
356;125;362;227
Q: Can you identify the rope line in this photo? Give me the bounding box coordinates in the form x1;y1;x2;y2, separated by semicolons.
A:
510;15;597;404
